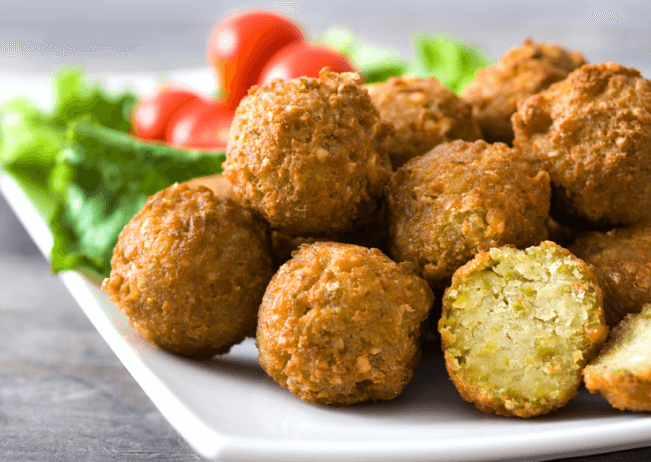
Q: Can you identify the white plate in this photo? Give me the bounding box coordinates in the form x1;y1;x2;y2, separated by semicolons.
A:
2;70;651;462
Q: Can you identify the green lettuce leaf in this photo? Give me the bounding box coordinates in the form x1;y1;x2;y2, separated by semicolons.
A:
320;27;409;83
50;66;136;132
0;67;137;209
321;27;492;92
409;34;492;93
0;98;64;191
49;120;225;278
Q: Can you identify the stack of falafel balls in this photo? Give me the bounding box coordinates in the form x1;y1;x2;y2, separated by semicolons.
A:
102;38;651;416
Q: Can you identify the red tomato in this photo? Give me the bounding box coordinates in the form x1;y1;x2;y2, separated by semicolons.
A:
131;85;199;140
165;98;235;150
207;10;305;110
258;42;357;85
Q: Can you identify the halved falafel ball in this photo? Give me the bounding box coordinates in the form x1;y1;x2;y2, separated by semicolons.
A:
385;139;550;289
584;304;651;412
257;242;434;406
570;226;651;326
462;38;586;144
512;62;651;227
101;183;275;359
439;242;608;418
224;69;393;237
366;75;482;168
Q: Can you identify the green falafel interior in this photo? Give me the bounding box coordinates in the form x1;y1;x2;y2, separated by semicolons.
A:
590;305;651;375
439;243;607;417
583;304;651;411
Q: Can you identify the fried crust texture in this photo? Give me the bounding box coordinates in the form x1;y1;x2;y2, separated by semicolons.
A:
224;69;393;237
367;75;482;168
386;139;550;289
513;62;651;227
570;226;651;326
102;183;275;359
257;242;434;406
462;38;586;144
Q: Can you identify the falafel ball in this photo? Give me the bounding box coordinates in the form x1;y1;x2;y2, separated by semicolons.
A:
385;139;550;289
224;69;393;237
439;242;608;418
257;242;434;406
101;183;275;359
584;304;651;412
366;75;482;168
570;226;651;326
462;38;586;144
512;62;651;227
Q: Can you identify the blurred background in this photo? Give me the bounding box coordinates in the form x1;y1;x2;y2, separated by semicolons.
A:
2;0;651;256
0;0;649;74
2;1;651;460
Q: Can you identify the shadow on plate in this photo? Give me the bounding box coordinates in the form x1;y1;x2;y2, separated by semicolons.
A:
155;335;631;424
339;345;625;424
195;353;267;381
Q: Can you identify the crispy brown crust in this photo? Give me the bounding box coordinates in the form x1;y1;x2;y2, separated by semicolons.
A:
385;139;550;289
584;307;651;411
224;69;393;237
367;75;482;168
440;242;608;418
256;242;434;406
583;367;651;412
512;62;651;227
462;38;586;144
101;183;275;359
570;226;651;326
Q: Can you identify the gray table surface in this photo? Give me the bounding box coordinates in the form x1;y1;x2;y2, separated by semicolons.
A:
2;1;651;460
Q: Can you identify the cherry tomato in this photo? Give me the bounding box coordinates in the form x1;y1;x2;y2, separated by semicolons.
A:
207;10;305;110
258;42;357;85
165;98;235;150
131;85;199;141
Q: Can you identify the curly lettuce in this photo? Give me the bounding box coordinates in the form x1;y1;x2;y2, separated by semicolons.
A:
50;120;225;277
321;27;492;92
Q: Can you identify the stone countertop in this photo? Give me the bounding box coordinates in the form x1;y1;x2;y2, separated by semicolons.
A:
2;1;651;460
